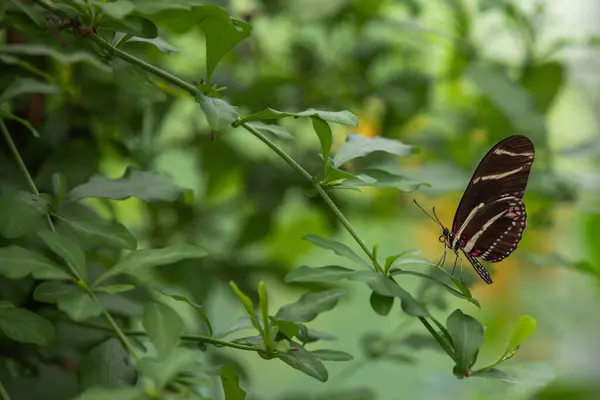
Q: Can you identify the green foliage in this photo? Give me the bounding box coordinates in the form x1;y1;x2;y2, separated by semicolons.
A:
0;0;594;398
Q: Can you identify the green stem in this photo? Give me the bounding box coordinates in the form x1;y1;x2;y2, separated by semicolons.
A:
0;379;11;400
63;319;258;352
0;121;54;231
419;316;454;358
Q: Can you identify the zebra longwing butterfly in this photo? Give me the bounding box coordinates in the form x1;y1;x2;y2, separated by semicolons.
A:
417;135;535;284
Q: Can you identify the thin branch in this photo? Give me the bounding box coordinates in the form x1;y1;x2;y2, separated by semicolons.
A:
0;379;11;400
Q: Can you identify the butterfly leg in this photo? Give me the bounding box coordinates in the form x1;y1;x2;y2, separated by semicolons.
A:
435;247;447;268
451;251;459;276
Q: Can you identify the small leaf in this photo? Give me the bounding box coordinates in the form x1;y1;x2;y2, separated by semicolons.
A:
275;289;345;323
95;243;207;284
270;317;299;339
0;108;40;137
311;117;333;176
278;342;328;382
389;268;480;307
310;349;354;362
234;108;359;127
73;387;144;400
220;365;246;400
214;317;255;339
384;249;423;271
52;172;68;201
0;191;47;238
229;281;262;333
33;281;78;303
0;245;71;280
369;292;394;316
38;230;87;281
446;309;485;374
333;134;415;167
195;92;238;131
257;281;272;349
93;284;136;295
349;271;429;317
192;5;252;83
94;0;135;20
0;77;61;103
0;307;54;345
156;288;213;335
56;213;137;251
284;265;355;283
77;338;137;390
69;167;187;202
113;59;166;103
143;302;184;359
340;169;429;192
246;121;293;140
58;292;103;321
295;324;336;344
505;315;537;357
303;234;370;268
102;15;158;38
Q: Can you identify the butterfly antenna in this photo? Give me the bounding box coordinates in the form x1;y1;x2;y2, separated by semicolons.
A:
413;199;444;228
431;207;445;227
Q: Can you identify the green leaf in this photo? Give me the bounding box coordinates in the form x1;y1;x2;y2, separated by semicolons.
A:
56;213;137;251
6;0;46;27
229;281;262;333
0;307;54;345
234;108;359;127
384;249;423;271
389;268;480;307
214;317;255;339
52;172;68;201
303;234;370;268
143;302;184;359
69;167;187;202
0;77;61;103
257;281;272;350
138;347;198;389
133;1;192;15
340;169;429;192
311;117;333;176
471;368;513;381
73;387;144;400
270;317;299;339
93;0;135;19
156;288;213;335
285;265;355;283
95;243;206;285
58;292;103;321
93;284;136;295
102;15;158;38
122;35;179;54
0;44;109;71
33;281;78;303
310;349;354;361
295;324;337;344
467;62;546;137
332;134;415;167
38;230;87;281
0;245;71;280
220;365;246;400
503;315;537;360
0;108;40;137
195;92;239;131
278;342;328;382
275;289;345;323
113;59;166;103
77;338;137;390
446;309;485;374
369;292;394;316
0;191;48;238
349;271;429;317
194;5;252;83
520;61;565;114
245;121;293;140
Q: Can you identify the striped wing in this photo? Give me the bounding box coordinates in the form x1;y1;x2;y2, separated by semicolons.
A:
458;196;527;263
451;135;534;235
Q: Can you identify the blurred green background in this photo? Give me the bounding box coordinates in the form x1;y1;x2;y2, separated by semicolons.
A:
1;0;600;399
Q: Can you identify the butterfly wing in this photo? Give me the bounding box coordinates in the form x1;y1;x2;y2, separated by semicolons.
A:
451;135;535;236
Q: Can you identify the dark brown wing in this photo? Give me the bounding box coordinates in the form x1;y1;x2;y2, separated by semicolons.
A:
451;135;534;234
456;197;527;263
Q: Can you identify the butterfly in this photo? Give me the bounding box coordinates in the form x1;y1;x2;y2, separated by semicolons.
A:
416;135;535;284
